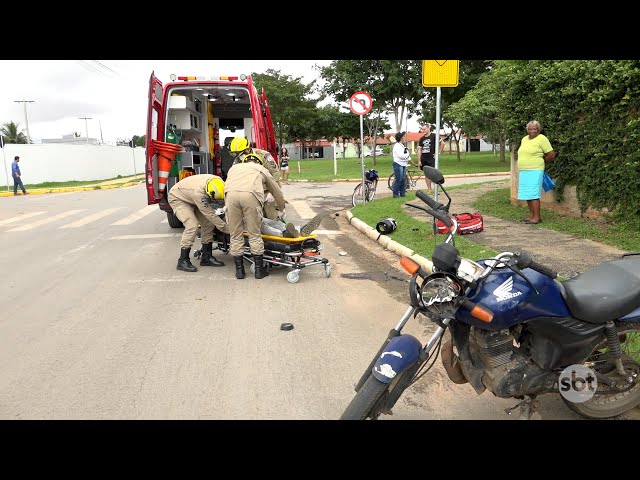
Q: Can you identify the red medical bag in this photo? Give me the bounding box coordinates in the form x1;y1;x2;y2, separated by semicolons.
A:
436;212;484;235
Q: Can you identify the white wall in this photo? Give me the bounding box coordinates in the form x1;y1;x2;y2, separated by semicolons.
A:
1;144;146;187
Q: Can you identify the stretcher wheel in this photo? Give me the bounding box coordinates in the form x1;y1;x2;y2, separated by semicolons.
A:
324;264;332;278
250;263;256;274
287;270;300;284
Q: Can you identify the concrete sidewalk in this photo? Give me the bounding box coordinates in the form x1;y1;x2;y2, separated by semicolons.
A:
0;174;145;197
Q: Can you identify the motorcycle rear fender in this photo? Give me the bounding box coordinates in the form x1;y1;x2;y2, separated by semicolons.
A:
620;305;640;321
372;335;422;384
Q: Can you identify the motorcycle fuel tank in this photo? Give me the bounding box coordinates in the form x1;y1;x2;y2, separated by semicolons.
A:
456;266;571;330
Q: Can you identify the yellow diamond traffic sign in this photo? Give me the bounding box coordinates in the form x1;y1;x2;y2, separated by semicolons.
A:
422;60;459;87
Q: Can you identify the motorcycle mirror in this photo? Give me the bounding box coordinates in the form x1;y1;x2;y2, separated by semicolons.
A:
423;166;444;185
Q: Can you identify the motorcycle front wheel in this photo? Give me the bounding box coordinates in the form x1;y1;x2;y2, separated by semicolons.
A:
562;320;640;419
340;375;389;420
340;363;420;420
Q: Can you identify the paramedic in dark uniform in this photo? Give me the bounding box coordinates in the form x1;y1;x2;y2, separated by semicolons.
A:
229;137;282;220
168;174;229;272
224;152;286;280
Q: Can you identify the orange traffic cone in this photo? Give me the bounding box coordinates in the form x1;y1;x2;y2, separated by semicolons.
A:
152;140;183;197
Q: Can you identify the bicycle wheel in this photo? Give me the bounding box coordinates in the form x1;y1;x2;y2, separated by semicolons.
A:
387;173;395;191
352;182;369;207
366;180;377;201
404;173;414;191
388;173;410;193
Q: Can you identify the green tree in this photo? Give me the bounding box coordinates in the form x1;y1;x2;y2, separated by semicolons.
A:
132;134;145;147
318;60;424;133
453;60;640;216
252;69;320;147
0;121;28;144
418;60;492;161
448;66;509;163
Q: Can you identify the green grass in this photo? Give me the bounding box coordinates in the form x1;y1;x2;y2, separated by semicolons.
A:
473;187;640;252
288;151;510;182
23;174;139;189
351;187;498;261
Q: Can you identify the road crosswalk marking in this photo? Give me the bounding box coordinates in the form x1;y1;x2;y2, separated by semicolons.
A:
110;205;158;225
7;209;87;232
0;211;46;226
59;207;125;228
289;200;316;220
110;233;181;239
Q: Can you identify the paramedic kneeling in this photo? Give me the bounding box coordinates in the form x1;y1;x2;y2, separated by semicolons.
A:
168;174;229;272
224;153;286;280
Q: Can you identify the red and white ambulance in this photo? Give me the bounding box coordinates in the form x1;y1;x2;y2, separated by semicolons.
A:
145;72;278;227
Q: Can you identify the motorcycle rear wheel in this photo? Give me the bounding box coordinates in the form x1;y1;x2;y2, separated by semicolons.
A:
562;321;640;419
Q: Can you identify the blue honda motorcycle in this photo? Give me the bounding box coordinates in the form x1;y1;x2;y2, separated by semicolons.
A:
340;166;640;420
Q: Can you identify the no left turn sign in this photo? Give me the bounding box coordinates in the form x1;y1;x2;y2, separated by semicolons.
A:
350;91;373;115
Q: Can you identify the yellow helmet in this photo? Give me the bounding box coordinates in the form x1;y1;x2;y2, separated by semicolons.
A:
206;176;225;200
241;153;264;165
230;137;250;153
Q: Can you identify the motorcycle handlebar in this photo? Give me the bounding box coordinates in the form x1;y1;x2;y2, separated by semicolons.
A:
416;190;445;212
516;250;558;279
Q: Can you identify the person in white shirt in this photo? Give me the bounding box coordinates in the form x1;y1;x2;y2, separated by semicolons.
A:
392;131;413;198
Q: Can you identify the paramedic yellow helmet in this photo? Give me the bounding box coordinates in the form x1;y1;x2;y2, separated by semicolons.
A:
241;153;264;165
230;137;250;153
206;176;225;200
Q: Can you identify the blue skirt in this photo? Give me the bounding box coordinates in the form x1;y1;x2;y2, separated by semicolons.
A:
518;170;543;200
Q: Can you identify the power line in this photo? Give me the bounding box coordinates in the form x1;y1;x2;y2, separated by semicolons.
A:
92;61;119;76
77;60;109;77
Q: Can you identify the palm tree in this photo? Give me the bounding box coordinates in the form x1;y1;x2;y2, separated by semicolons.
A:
0;121;29;144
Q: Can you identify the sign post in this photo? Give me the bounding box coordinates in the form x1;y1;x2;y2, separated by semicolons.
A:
349;91;373;204
421;60;459;191
422;60;459;234
1;135;8;191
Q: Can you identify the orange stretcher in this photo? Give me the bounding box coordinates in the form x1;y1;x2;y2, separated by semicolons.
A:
197;230;331;283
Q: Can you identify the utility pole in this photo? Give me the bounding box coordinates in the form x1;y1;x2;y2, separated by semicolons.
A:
130;139;137;175
14;100;35;144
98;120;104;144
79;116;92;144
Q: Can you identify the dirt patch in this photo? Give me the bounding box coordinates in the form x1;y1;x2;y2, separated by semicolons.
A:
404;181;627;279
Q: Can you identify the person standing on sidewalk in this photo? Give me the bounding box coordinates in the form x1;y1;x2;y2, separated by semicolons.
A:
417;124;445;193
392;132;413;198
516;120;556;224
280;147;291;184
11;156;28;196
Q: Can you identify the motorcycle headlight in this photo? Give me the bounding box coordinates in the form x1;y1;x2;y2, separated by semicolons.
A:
419;272;462;314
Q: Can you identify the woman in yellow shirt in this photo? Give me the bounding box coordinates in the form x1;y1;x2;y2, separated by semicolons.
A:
517;120;556;224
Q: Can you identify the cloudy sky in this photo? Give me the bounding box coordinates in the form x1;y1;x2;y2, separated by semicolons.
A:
0;60;419;144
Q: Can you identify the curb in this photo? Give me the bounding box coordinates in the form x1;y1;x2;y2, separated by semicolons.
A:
329;172;510;183
0;181;141;197
345;210;433;273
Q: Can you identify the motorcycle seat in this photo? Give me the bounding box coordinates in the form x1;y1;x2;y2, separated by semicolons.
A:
561;257;640;323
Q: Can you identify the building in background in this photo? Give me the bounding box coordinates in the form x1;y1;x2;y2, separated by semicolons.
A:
42;134;100;145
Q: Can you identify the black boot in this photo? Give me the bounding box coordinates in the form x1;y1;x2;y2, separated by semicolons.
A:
234;256;246;279
200;243;224;267
254;255;269;279
177;247;198;272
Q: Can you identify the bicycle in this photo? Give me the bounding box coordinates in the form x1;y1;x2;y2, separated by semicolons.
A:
352;169;379;207
387;166;424;192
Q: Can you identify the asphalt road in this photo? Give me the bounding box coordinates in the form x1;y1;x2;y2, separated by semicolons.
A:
0;178;611;420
